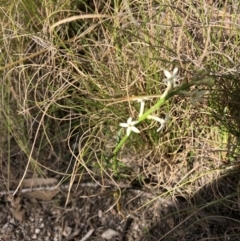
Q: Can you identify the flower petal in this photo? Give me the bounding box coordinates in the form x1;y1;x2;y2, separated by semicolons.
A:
147;115;164;123
119;123;128;128
131;126;140;134
126;128;131;136
157;125;164;132
164;70;171;79
127;117;133;124
173;67;178;76
165;113;170;121
131;120;139;125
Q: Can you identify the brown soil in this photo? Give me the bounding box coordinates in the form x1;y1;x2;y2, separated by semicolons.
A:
1;169;240;241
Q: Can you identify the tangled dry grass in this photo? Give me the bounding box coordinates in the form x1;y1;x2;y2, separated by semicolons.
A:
1;0;240;240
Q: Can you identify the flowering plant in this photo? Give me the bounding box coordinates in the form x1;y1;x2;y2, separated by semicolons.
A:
108;68;211;174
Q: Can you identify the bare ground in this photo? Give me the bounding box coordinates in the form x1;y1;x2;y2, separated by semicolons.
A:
1;166;240;241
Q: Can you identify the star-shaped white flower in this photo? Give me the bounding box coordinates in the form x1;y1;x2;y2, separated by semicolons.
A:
163;67;180;87
148;113;170;132
119;117;140;136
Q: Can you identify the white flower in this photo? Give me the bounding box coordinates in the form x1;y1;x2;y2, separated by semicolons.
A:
190;90;205;105
119;117;140;136
148;113;170;132
163;67;180;87
137;97;149;117
180;89;205;105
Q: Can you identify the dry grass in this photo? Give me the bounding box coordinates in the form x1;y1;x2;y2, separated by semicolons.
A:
1;0;240;237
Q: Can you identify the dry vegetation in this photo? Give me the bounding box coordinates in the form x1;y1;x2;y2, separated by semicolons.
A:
1;0;240;240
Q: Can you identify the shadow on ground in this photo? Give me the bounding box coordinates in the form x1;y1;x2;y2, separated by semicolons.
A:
141;168;240;241
1;167;240;241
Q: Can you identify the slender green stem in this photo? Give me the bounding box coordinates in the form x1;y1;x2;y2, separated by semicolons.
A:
113;83;192;153
111;78;209;173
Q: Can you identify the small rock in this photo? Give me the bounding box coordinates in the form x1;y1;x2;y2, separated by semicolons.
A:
31;234;37;239
101;228;120;240
63;226;72;237
39;222;45;228
98;209;103;218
